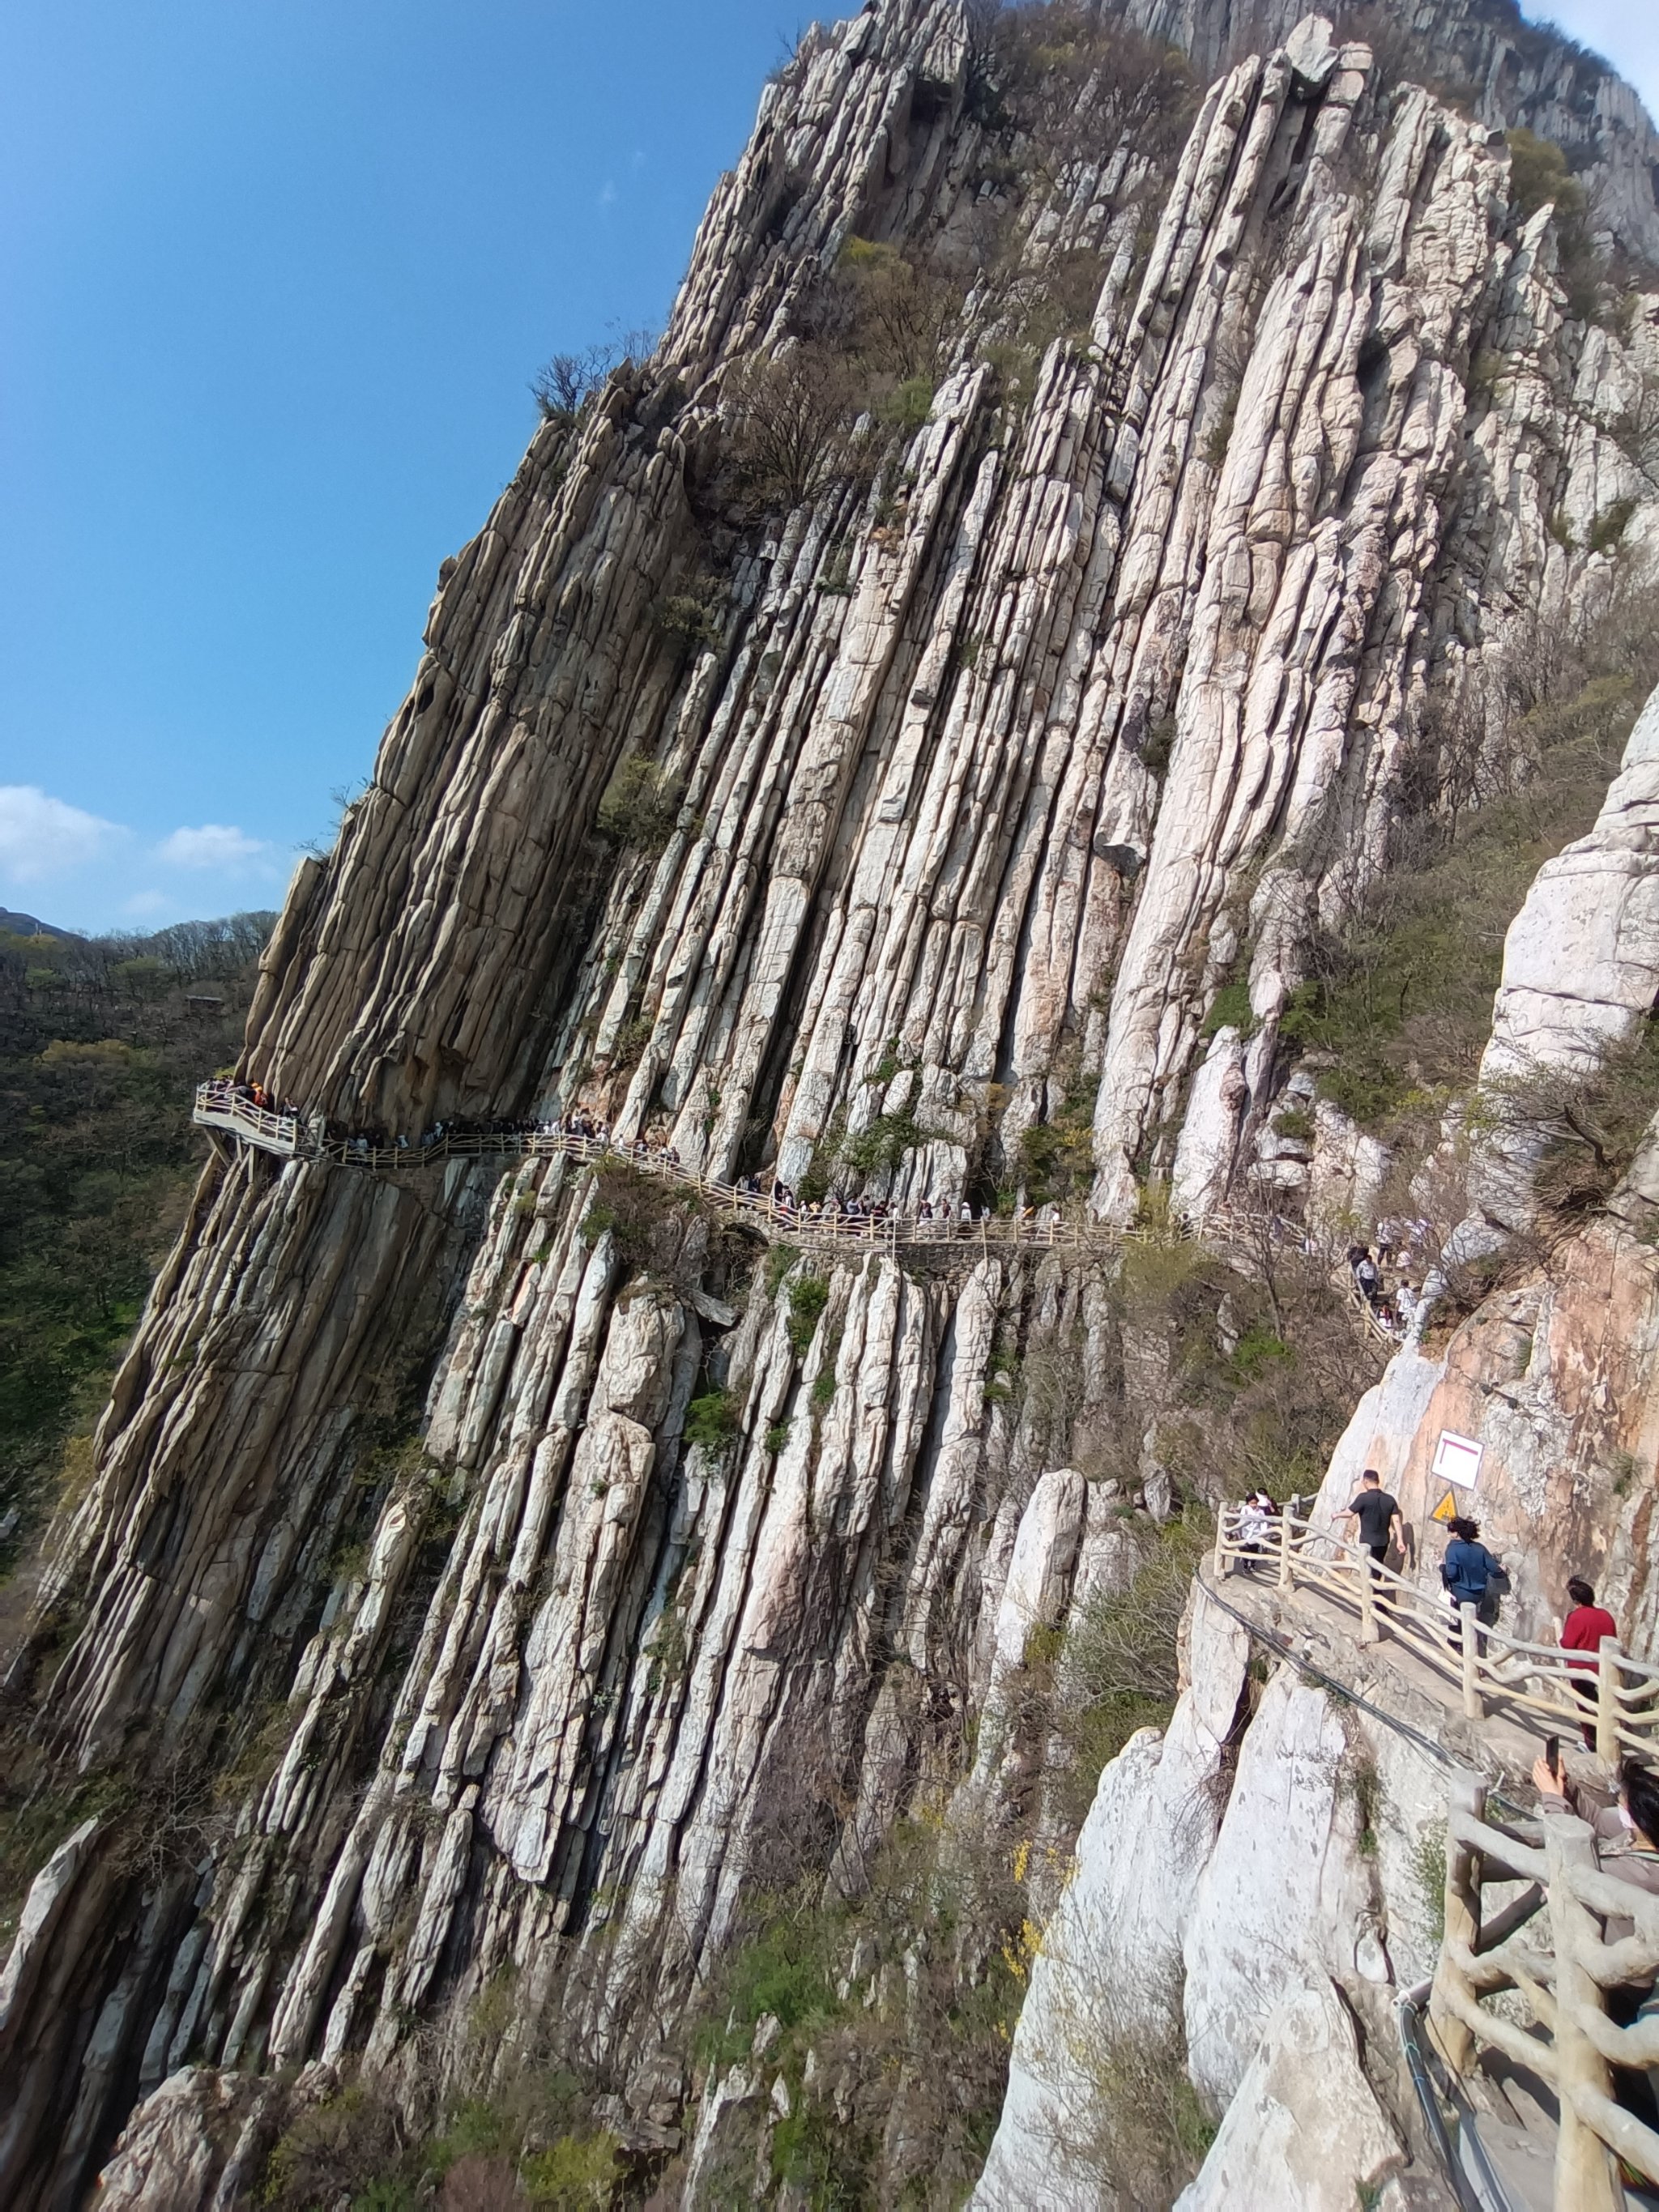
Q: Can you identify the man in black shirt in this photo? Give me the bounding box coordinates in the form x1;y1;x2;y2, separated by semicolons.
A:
1340;1467;1402;1571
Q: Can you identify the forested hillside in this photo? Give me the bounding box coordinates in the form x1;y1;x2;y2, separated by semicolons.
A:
0;914;271;1574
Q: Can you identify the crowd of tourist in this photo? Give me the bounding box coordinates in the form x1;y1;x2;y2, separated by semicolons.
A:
1236;1476;1628;1745
1345;1217;1434;1336
198;1076;302;1124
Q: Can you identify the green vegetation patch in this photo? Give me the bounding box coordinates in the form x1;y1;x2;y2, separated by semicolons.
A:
0;914;271;1575
785;1273;830;1355
1017;1060;1099;1205
684;1386;740;1453
1283;607;1659;1134
595;755;684;855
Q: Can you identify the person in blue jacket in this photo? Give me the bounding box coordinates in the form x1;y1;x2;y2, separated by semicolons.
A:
1441;1515;1508;1647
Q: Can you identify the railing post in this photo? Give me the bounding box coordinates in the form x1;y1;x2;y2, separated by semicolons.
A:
1277;1509;1293;1591
1428;1770;1486;2076
1358;1552;1378;1646
1213;1507;1231;1583
1461;1603;1483;1720
1544;1813;1623;2212
1597;1635;1622;1764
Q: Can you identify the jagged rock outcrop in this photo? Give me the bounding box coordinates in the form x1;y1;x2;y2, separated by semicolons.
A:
1120;0;1659;265
6;1;1659;2205
1459;676;1659;1227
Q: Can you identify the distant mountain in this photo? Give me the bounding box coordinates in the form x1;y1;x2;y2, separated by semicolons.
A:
0;906;75;940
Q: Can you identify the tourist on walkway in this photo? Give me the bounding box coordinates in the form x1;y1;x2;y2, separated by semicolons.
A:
1533;1755;1659;1912
1441;1516;1508;1647
1339;1468;1401;1575
1237;1491;1277;1562
1563;1578;1620;1750
1346;1243;1378;1302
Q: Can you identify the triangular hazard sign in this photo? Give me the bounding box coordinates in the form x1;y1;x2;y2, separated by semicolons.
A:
1431;1488;1458;1524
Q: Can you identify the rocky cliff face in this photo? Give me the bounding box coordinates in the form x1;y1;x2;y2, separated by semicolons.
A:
6;2;1659;2206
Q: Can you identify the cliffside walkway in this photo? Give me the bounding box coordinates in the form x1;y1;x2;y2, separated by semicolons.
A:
1423;1771;1659;2212
194;1083;1101;1259
1213;1505;1659;1763
1214;1505;1659;2210
191;1082;1265;1264
190;1085;1410;1321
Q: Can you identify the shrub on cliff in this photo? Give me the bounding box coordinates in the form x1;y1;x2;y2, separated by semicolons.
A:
1283;586;1659;1135
530;326;657;427
518;2129;623;2207
581;1161;694;1272
785;1272;830;1353
261;2082;412;2210
1017;1059;1098;1204
1020;1967;1215;2203
1505;128;1601;321
684;1386;740;1453
989;2;1196;182
1048;1508;1214;1807
595;754;684;855
724;347;870;513
1481;1021;1659;1221
837;237;961;382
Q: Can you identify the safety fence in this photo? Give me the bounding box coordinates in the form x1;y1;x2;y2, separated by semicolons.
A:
1430;1771;1659;2208
1213;1503;1659;1762
192;1085;304;1157
194;1085;1095;1255
192;1086;1434;1325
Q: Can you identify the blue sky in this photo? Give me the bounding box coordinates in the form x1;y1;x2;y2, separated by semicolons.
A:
2;1;1656;936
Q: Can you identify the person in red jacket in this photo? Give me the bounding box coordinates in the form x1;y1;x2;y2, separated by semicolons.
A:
1563;1576;1619;1750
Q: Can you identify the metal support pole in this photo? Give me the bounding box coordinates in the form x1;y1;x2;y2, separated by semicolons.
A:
1359;1551;1378;1646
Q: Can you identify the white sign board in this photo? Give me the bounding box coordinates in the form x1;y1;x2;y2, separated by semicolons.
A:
1432;1430;1484;1490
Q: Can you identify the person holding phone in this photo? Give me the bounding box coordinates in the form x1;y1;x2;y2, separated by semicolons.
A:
1534;1752;1659;2126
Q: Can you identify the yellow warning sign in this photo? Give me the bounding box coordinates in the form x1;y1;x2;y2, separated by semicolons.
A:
1431;1489;1459;1524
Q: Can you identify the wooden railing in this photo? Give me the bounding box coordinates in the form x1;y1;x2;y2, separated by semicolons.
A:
1430;1771;1659;2208
190;1088;1440;1331
192;1084;301;1157
194;1085;1091;1255
1213;1504;1659;1761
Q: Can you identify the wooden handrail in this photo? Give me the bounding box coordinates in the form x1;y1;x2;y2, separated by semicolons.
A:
1430;1772;1659;2206
1214;1502;1659;1757
190;1084;1234;1261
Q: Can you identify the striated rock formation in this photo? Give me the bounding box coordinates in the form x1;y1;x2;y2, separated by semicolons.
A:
6;1;1659;2205
1124;0;1659;264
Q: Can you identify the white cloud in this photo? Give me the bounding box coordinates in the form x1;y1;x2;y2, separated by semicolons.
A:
0;784;122;883
123;889;172;918
154;822;267;869
598;179;617;209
